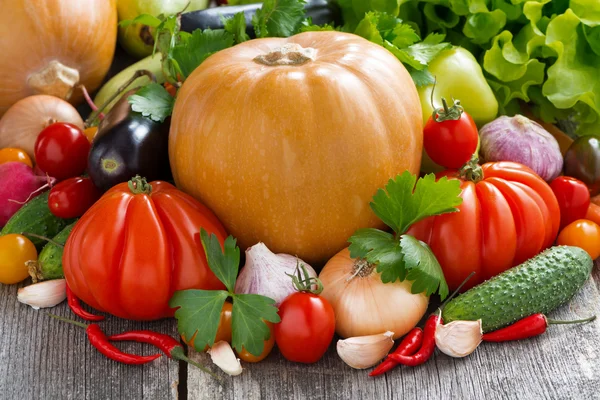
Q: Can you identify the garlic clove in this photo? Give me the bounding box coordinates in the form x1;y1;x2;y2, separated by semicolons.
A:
435;319;483;358
337;331;395;369
208;341;243;376
17;279;67;310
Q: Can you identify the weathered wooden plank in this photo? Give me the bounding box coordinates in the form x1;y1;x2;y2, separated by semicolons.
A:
187;267;600;400
0;283;179;400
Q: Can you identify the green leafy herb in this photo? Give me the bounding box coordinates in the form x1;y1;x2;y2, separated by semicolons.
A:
253;0;307;38
170;229;281;357
224;12;251;44
172;29;234;78
128;83;175;123
348;171;462;299
119;14;163;28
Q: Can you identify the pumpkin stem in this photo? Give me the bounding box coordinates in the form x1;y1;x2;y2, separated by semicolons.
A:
27;60;80;100
458;154;484;183
128;175;153;195
254;43;316;66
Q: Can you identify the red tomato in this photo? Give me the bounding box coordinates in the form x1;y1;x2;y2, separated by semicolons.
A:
423;105;478;169
409;162;560;291
275;292;335;364
62;177;228;320
550;176;591;230
557;219;600;260
48;177;102;219
34;123;90;181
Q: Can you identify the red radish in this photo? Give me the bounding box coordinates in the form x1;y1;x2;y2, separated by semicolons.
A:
0;162;54;227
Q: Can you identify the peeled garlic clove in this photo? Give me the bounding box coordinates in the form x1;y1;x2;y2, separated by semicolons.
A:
17;279;67;310
435;319;482;358
337;331;395;369
208;341;243;376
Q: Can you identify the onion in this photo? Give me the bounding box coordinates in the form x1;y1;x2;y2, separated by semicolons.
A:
0;95;84;160
234;242;317;306
0;0;117;116
319;248;429;340
479;115;563;181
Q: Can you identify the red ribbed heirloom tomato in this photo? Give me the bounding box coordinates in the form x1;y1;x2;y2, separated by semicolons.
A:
408;161;560;291
63;176;227;320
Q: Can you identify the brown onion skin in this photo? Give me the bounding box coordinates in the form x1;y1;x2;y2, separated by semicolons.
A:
0;95;84;160
0;0;117;116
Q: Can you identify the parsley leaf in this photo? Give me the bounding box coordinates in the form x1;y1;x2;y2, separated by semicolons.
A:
231;293;280;356
224;12;251;44
371;172;463;235
253;0;307;38
348;172;462;299
408;67;436;87
200;229;239;293
172;29;234;79
128;83;174;123
169;290;228;351
401;235;449;299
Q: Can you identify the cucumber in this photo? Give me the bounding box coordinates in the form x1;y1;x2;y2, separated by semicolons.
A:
28;222;77;282
1;192;71;251
442;246;593;332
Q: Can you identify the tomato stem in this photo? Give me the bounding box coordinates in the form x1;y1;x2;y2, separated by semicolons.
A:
287;261;324;295
458;154;484;183
128;175;153;195
432;97;463;123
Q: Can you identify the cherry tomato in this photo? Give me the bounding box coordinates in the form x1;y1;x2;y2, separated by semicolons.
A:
0;148;33;168
237;322;275;363
557;219;600;260
275;292;335;364
0;234;37;284
48;177;102;219
550;176;591;230
423;100;479;169
83;127;99;143
34;122;90;181
183;301;232;350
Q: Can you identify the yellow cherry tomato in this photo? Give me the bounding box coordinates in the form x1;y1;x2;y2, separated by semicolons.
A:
182;301;233;350
557;219;600;260
83;127;99;143
0;234;37;284
0;148;33;168
237;322;275;363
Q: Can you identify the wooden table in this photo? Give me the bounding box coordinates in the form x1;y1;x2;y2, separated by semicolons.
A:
1;262;599;400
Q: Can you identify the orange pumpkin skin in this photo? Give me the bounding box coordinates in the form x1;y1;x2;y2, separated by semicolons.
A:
0;0;117;116
169;32;423;264
63;180;227;321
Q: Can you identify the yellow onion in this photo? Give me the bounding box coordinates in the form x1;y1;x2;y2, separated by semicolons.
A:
0;96;84;160
0;0;118;116
319;248;429;340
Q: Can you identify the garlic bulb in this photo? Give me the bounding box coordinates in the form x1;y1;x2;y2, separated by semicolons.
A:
17;279;67;310
337;331;395;369
234;242;317;306
435;319;482;358
208;341;243;376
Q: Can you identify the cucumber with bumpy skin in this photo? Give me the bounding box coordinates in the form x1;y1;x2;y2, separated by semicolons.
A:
27;221;77;282
1;192;71;250
442;246;593;332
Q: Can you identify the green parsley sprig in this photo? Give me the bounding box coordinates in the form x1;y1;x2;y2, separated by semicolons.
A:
169;229;280;357
348;172;463;300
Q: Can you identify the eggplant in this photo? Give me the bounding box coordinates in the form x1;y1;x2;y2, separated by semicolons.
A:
87;90;171;192
180;0;342;36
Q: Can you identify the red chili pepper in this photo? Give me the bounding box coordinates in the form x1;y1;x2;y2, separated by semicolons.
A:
109;330;221;381
482;314;596;342
389;311;442;367
369;327;423;377
66;284;104;322
47;314;161;365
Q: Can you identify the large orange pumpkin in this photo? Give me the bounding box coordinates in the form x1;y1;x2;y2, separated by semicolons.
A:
0;0;118;116
169;32;423;264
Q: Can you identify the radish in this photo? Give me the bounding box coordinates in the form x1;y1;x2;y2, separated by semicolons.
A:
0;162;53;227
